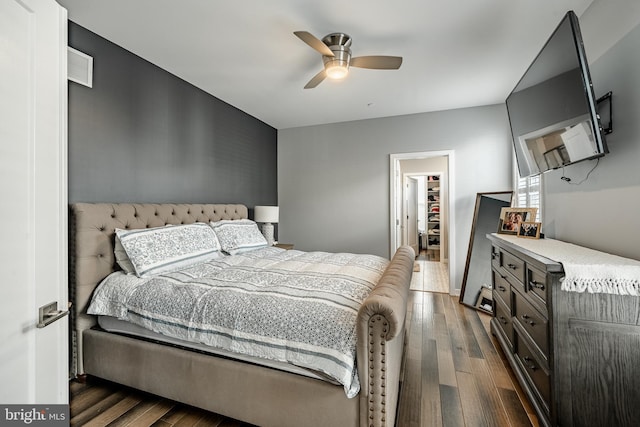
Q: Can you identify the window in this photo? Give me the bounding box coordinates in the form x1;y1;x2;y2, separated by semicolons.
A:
515;174;542;222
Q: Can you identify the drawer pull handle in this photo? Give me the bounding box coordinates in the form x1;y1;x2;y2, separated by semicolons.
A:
491;252;498;259
529;280;545;290
521;314;536;326
507;263;517;270
499;316;508;325
498;285;506;292
522;356;537;371
500;275;507;280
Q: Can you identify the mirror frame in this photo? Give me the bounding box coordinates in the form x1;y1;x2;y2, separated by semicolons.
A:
459;191;513;312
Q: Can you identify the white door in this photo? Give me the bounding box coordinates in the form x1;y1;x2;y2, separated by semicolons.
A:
406;178;419;254
0;0;68;404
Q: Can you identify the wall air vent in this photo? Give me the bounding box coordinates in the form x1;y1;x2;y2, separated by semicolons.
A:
67;46;93;88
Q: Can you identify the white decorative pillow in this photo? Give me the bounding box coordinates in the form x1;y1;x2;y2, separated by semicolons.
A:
210;219;269;255
114;224;175;274
116;222;222;277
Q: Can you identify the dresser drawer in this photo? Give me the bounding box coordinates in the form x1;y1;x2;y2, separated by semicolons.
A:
516;332;550;413
494;297;513;350
514;291;549;358
500;249;526;285
527;264;548;306
493;270;512;309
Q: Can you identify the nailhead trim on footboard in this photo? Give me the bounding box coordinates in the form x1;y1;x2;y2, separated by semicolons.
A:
357;245;414;427
368;315;390;426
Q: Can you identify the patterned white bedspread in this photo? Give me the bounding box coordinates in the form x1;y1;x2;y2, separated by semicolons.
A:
88;247;389;397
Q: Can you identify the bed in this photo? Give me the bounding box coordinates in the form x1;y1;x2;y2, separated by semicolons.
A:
70;203;414;427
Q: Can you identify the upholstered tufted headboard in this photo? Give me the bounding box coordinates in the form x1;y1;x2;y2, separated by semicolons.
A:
69;203;248;374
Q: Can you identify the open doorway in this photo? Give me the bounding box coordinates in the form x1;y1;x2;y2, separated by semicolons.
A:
390;151;455;294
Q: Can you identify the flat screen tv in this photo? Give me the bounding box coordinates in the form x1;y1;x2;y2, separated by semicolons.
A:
506;10;608;178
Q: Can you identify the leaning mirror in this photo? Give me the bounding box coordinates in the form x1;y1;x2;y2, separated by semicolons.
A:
459;191;513;313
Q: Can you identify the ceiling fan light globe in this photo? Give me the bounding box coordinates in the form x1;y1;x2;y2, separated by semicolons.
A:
325;61;349;79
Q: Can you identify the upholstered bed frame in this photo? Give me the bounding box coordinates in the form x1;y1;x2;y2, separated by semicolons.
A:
70;203;414;427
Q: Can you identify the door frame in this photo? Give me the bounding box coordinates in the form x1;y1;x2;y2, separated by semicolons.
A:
389;150;456;294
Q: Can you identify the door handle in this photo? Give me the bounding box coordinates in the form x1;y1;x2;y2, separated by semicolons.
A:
37;301;69;328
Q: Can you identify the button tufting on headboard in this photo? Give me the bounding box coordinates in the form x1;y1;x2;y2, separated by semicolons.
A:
69;203;248;375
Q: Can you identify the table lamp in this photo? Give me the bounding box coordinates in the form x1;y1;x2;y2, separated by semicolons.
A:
254;206;279;245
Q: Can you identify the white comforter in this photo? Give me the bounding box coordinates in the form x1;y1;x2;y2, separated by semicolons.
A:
88;247;389;397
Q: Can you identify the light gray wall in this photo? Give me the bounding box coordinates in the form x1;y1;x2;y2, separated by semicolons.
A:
543;20;640;260
278;104;513;290
278;5;640;290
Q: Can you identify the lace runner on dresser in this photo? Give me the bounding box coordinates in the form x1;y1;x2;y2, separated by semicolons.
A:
497;235;640;296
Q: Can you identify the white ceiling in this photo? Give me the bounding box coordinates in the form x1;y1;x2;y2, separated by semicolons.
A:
57;0;598;130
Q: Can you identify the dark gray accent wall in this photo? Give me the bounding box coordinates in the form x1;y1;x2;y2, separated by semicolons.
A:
68;22;277;208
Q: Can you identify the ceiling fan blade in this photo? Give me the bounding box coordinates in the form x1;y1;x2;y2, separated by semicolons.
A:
304;69;327;89
294;31;335;57
350;56;403;70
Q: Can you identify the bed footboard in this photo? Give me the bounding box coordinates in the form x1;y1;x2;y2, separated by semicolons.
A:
357;245;415;427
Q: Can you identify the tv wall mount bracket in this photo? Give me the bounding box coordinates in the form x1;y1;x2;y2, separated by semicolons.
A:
597;91;613;135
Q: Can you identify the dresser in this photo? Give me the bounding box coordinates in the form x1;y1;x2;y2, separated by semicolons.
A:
488;233;640;427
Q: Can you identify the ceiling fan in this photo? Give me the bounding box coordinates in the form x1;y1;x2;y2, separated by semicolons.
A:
294;31;403;89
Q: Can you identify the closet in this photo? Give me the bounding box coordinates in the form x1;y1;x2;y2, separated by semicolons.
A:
425;174;441;259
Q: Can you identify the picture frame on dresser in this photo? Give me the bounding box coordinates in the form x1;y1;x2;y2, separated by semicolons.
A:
497;207;537;235
517;222;541;239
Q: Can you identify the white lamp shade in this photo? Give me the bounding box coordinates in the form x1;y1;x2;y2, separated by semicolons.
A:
254;206;279;223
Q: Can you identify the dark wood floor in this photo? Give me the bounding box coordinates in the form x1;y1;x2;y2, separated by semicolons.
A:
396;292;538;427
69;378;253;426
69;293;538;427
